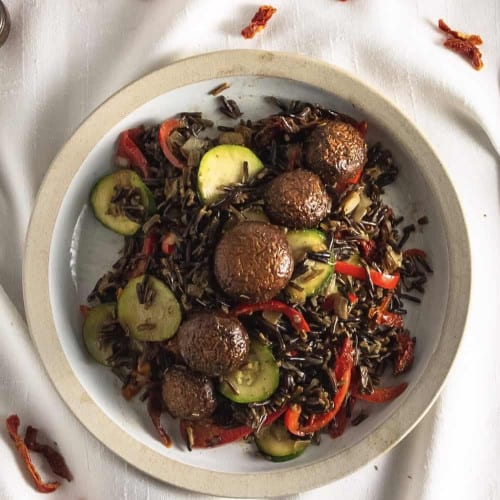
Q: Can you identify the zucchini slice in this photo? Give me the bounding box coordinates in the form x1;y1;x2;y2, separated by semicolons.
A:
287;262;333;303
286;229;333;302
218;341;279;403
90;169;155;235
117;275;181;341
197;145;264;204
255;421;310;462
286;229;327;262
82;303;116;365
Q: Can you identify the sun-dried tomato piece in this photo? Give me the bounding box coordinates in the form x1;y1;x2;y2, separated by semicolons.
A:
444;38;484;70
393;333;416;375
329;397;356;439
241;5;277;39
370;309;404;328
147;388;172;448
438;19;484;70
24;426;73;482
438;19;482;45
5;415;60;493
368;293;404;328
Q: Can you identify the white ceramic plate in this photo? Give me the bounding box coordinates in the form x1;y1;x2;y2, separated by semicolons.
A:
23;50;470;497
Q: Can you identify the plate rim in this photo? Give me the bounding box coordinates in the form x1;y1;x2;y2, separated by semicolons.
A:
22;49;471;497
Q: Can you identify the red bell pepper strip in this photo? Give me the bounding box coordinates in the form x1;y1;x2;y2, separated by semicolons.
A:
347;169;363;185
232;300;310;333
334;261;400;290
284;337;353;436
335;169;363;194
115;127;150;178
347;293;358;305
352;382;408;403
128;232;159;279
180;406;287;448
6;415;60;493
283;405;307;436
158;119;185;169
333;337;354;382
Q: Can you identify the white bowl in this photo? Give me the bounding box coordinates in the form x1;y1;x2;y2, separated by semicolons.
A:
23;50;470;497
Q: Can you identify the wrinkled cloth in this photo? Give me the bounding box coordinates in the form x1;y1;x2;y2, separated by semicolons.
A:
0;1;499;499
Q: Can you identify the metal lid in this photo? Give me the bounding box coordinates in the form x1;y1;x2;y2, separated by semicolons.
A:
0;1;11;47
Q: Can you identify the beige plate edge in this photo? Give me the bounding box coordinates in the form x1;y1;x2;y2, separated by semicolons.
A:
22;50;471;498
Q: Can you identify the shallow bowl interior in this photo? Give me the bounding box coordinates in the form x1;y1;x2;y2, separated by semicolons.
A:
23;50;470;497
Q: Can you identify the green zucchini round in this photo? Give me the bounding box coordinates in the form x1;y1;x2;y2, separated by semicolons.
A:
117;276;181;341
90;169;155;235
286;229;333;302
218;341;279;403
82;303;116;365
198;145;264;204
255;421;310;462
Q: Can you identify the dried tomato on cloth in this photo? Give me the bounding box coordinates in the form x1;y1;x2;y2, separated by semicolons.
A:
6;415;73;493
241;5;277;39
24;426;73;482
438;19;484;70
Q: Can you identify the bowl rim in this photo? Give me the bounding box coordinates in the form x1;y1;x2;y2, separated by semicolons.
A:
22;49;471;497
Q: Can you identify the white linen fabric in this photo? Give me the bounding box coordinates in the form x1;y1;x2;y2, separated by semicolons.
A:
0;1;499;499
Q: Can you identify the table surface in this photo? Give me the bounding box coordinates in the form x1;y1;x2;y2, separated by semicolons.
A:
0;1;499;499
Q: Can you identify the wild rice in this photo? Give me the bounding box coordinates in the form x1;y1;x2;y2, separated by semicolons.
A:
86;98;432;437
209;82;230;96
219;95;243;119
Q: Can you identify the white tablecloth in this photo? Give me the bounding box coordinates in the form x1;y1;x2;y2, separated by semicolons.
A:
1;1;499;498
